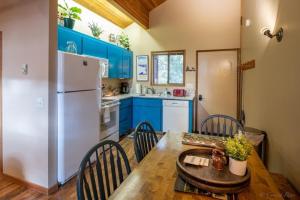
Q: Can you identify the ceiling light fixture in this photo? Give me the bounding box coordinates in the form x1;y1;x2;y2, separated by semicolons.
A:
263;27;284;42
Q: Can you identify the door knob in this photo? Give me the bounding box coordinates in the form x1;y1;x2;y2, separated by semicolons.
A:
199;94;203;101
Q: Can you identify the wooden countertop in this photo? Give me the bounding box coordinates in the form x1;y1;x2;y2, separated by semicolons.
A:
109;132;282;200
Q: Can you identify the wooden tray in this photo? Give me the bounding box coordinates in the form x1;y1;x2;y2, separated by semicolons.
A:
176;148;251;194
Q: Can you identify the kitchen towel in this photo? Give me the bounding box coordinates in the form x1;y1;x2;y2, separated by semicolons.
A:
103;107;110;123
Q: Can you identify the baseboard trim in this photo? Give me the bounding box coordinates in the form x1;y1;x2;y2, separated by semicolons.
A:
3;174;58;195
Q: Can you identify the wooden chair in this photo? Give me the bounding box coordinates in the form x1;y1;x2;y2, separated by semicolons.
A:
134;121;158;163
200;114;244;137
77;140;131;200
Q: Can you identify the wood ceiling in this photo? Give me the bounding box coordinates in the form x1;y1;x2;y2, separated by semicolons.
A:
74;0;133;28
75;0;167;29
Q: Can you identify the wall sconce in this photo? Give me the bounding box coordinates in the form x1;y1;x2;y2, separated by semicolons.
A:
263;27;284;42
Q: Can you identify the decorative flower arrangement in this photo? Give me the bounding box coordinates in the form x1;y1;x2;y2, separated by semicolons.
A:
88;22;104;38
225;134;253;176
225;134;252;161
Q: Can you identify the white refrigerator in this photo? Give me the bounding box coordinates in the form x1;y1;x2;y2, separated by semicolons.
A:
57;51;101;184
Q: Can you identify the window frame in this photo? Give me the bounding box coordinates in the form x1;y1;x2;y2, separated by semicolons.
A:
151;50;186;86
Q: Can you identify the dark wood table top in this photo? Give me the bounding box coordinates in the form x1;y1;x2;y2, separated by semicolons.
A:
109;132;282;200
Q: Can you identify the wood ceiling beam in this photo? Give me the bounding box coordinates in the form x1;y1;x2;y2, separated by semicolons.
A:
109;0;150;29
74;0;133;28
75;0;167;30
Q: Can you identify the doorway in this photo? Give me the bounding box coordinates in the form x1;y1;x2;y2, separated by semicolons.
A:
196;49;240;131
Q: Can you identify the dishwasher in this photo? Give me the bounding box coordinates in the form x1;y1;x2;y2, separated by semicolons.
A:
163;100;189;133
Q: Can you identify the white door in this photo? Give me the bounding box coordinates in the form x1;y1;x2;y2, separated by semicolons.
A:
57;90;100;183
57;51;100;92
197;50;237;130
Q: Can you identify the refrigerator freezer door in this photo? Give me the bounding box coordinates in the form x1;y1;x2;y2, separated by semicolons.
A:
57;51;100;92
57;90;100;184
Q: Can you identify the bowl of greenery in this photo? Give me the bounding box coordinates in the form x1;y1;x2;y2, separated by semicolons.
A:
58;0;82;29
118;32;130;50
88;22;104;38
225;134;253;176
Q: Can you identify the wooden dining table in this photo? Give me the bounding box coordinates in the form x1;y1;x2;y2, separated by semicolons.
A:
109;132;283;200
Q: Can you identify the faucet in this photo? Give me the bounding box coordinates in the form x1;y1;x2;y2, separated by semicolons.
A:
147;87;155;94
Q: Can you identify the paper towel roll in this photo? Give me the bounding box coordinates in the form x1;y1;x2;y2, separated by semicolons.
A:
136;83;141;94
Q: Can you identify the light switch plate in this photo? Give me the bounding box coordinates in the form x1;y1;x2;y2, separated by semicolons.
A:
36;97;44;108
21;64;28;75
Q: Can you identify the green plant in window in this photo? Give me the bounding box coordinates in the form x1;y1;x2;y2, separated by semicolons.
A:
225;134;253;161
118;32;130;50
88;22;104;38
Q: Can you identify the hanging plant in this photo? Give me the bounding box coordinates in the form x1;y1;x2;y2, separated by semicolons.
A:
58;0;82;29
88;22;104;38
118;32;130;50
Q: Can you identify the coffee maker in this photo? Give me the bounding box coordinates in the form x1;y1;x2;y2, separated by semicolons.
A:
120;82;129;94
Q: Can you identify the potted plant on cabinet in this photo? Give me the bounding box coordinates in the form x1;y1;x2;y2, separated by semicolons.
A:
58;0;82;29
88;22;104;38
118;32;130;50
225;134;253;176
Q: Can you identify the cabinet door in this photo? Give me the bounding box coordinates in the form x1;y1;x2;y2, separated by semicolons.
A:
108;45;123;78
58;26;82;54
82;36;107;58
119;107;132;136
122;50;132;79
133;106;162;131
129;51;133;78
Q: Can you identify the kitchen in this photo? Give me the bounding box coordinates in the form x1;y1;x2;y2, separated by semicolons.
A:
56;0;196;152
0;0;299;199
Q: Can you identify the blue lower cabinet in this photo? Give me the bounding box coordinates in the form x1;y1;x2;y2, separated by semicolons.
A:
132;98;162;131
120;118;131;135
119;98;133;136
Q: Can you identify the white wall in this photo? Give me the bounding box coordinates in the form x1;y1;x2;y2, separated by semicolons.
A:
125;0;241;94
241;0;300;191
0;0;57;188
58;0;123;43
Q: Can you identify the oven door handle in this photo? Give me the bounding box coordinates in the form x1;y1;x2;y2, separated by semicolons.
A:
102;102;120;109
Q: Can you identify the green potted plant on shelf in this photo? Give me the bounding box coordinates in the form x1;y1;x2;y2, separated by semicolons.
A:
58;0;82;29
225;133;253;176
88;22;104;38
118;32;130;50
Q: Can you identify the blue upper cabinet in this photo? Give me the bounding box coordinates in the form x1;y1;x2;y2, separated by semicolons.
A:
58;25;133;79
108;45;123;78
122;50;133;79
82;36;107;58
58;26;82;54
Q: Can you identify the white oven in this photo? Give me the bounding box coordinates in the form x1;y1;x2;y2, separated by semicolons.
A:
100;99;119;142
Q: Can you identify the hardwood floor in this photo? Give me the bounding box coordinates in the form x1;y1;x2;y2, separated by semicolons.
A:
0;136;139;200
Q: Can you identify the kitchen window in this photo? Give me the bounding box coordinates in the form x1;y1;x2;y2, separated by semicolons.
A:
151;50;185;86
